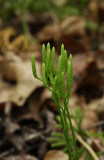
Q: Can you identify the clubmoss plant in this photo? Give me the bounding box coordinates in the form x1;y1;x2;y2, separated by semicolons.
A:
32;43;79;160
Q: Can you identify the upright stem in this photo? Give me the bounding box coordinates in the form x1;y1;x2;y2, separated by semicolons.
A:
64;100;79;160
57;104;72;160
63;108;72;160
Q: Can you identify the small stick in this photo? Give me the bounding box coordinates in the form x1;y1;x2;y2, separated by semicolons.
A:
75;133;99;160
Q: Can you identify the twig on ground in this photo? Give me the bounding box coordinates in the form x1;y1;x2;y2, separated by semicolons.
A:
75;133;99;160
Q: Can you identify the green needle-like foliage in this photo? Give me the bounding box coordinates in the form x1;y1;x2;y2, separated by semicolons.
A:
47;42;50;51
67;61;72;96
61;44;65;69
31;54;38;78
42;63;48;88
69;54;73;82
61;44;64;57
52;76;59;95
60;72;65;99
42;44;46;64
56;55;63;77
32;43;79;160
50;70;54;85
51;47;55;75
64;50;68;73
46;48;51;75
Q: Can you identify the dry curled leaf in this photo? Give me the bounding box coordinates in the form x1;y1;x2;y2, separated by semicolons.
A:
0;27;35;54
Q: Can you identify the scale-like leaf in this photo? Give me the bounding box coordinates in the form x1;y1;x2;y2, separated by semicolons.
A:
47;42;50;51
42;44;46;64
52;75;59;102
61;44;64;57
31;54;38;78
52;75;58;93
61;44;65;69
46;48;51;75
50;70;54;85
42;63;48;88
51;46;55;75
67;61;72;93
57;55;63;77
69;54;73;83
64;50;68;73
60;72;65;99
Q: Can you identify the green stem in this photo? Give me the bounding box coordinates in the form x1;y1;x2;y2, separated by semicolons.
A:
57;104;72;160
64;100;79;160
58;97;72;160
63;108;72;160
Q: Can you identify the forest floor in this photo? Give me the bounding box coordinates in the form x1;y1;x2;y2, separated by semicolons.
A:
0;0;104;160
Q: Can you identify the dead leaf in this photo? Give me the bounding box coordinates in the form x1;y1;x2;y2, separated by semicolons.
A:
61;16;86;36
37;24;62;41
28;87;52;122
72;53;104;103
0;51;43;106
5;154;38;160
0;27;35;54
44;150;68;160
81;108;98;132
87;0;99;23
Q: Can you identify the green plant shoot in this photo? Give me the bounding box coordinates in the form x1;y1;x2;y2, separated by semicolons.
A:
32;43;79;160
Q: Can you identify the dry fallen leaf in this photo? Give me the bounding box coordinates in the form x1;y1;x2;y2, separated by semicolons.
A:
0;51;43;106
87;0;99;23
0;27;35;54
72;53;104;103
81;97;104;131
37;24;62;41
81;108;98;132
61;16;86;36
5;154;38;160
44;150;68;160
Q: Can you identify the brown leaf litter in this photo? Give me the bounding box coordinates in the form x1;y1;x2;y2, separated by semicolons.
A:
0;51;43;106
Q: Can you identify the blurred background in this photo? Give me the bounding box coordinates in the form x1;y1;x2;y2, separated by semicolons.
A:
0;0;104;160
